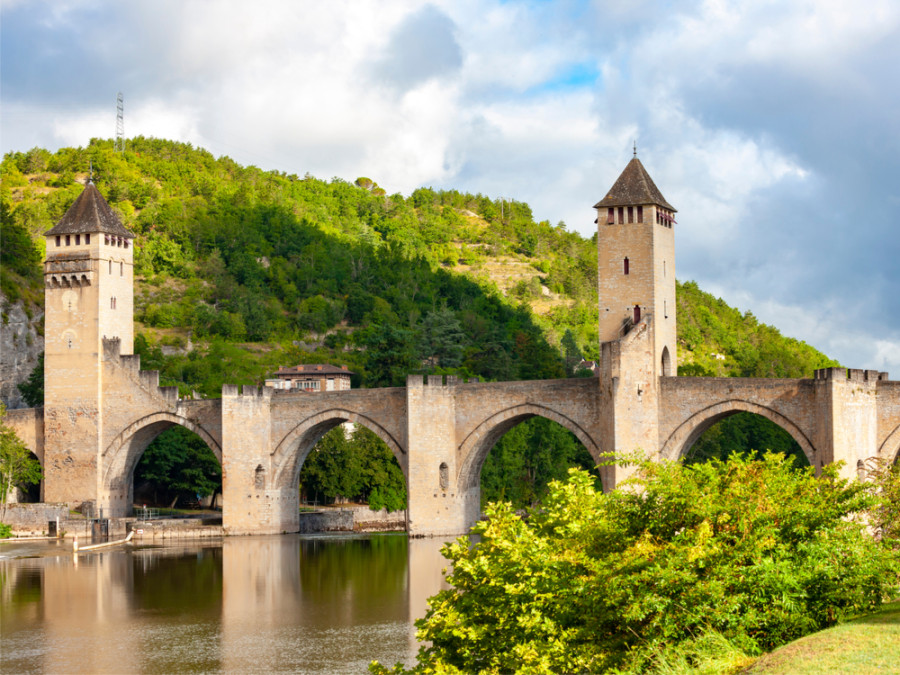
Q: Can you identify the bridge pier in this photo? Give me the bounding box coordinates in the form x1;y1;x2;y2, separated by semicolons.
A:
222;385;297;535
405;375;472;537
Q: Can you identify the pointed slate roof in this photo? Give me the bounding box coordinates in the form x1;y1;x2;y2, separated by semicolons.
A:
44;182;135;238
593;157;676;212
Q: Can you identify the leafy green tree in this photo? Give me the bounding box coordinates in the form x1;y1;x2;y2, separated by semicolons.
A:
374;455;899;674
360;323;418;388
480;417;598;508
299;425;406;511
418;307;467;369
0;404;43;521
560;328;582;374
134;426;221;508
17;353;44;407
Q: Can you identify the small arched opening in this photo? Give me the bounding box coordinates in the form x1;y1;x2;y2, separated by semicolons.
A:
661;346;672;377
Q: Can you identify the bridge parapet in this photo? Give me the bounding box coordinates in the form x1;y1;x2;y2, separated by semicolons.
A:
815;367;890;382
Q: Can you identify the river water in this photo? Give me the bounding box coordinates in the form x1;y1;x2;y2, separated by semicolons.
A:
0;534;451;674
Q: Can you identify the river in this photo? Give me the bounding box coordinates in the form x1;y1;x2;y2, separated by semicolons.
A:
0;534;451;674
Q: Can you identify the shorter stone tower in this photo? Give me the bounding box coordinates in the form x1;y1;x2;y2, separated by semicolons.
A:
42;181;135;506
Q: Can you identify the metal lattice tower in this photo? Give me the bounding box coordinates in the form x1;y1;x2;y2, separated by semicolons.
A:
115;92;125;153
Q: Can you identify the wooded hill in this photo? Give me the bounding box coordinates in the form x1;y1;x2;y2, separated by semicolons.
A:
1;138;840;508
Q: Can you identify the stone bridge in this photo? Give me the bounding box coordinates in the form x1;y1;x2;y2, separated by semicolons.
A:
8;160;900;536
8;338;899;536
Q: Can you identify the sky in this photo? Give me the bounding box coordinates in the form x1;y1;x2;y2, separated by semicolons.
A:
2;0;899;375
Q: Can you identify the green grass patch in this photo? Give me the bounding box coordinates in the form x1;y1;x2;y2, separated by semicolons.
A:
744;601;900;674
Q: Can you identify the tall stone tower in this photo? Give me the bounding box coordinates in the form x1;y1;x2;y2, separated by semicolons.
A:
42;181;135;507
595;154;677;377
594;155;677;486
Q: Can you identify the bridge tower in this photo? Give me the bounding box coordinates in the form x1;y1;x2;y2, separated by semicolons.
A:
42;180;135;507
594;153;678;482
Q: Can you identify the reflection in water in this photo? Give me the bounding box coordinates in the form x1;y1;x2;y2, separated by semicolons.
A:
0;535;450;674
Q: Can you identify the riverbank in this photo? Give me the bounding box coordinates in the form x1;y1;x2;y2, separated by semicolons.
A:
2;502;406;538
742;601;900;674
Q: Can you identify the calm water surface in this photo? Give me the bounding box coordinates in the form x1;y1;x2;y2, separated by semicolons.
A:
0;534;450;674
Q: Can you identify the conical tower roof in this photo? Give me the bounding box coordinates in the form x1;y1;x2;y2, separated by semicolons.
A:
44;182;135;238
593;157;676;212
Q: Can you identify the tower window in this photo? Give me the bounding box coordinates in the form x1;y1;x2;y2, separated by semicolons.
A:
105;236;110;245
120;262;124;276
634;305;641;324
65;235;71;246
85;234;90;245
109;260;112;274
67;337;73;349
75;234;80;245
56;236;61;247
111;297;116;309
624;257;630;275
618;207;624;224
607;208;614;224
663;260;666;277
637;206;643;223
627;206;634;223
123;239;128;249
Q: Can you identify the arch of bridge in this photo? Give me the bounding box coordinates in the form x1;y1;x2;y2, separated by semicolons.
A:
878;423;900;463
456;403;601;491
101;412;222;490
660;399;816;464
270;408;406;490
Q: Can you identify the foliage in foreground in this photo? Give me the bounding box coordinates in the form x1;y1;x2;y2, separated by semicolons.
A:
373;455;899;674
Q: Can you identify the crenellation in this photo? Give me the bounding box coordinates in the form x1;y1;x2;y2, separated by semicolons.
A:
139;370;160;389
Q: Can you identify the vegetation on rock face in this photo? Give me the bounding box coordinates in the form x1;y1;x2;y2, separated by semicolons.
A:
2;138;842;509
372;456;900;674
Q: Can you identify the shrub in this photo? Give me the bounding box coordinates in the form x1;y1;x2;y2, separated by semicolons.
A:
373;454;899;674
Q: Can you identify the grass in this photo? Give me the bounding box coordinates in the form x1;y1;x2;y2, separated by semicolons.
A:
742;601;900;674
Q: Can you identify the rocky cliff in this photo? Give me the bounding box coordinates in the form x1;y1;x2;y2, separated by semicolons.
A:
0;295;43;409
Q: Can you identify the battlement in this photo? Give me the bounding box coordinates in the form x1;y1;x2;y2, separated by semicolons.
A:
222;384;273;399
406;374;478;387
814;367;889;382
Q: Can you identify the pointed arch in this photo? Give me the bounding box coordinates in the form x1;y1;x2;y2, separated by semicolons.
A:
456;403;602;491
270;409;406;490
660;399;816;465
101;412;222;492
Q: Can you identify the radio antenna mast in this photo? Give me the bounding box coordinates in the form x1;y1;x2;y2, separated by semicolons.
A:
115;92;125;153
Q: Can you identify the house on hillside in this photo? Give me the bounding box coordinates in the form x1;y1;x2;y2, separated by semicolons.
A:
265;364;354;392
574;359;600;376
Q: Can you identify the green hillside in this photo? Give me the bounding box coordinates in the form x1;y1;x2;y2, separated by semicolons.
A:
1;138;840;508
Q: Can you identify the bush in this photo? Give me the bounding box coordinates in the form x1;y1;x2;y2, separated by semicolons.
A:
373;454;900;674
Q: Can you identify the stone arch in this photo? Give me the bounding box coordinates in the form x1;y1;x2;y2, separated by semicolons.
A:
660;399;816;465
877;423;900;464
101;412;222;495
661;346;672;377
270;409;405;490
456;403;601;491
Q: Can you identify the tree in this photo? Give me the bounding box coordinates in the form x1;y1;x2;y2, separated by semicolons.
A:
134;426;221;508
17;353;44;407
360;323;418;388
0;404;42;521
560;328;582;374
374;455;899;674
418;307;467;369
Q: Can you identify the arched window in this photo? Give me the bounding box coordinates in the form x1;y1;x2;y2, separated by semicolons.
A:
254;465;266;490
661;346;671;376
439;462;449;490
633;305;641;324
